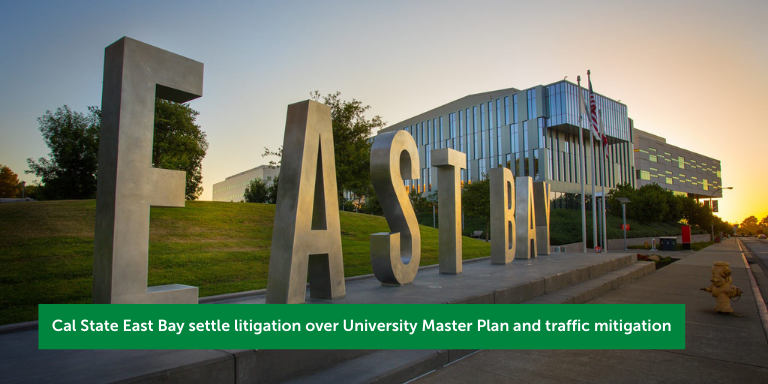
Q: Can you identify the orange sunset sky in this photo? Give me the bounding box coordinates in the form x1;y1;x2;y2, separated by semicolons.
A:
0;0;765;224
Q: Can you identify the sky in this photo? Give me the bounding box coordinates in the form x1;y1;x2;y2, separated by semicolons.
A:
1;0;766;224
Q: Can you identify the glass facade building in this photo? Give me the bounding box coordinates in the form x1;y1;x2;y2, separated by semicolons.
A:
632;126;723;199
377;80;634;206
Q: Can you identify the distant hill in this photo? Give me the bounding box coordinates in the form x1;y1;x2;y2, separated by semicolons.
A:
0;200;490;325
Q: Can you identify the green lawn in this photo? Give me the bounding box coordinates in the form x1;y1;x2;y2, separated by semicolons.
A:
0;200;490;325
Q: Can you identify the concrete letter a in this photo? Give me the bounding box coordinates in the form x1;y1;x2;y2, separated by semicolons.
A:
266;100;345;304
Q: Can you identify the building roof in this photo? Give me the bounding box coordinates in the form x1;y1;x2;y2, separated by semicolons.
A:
634;128;720;165
380;87;519;133
224;165;280;180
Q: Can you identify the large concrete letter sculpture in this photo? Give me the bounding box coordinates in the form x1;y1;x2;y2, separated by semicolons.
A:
370;131;421;285
490;167;515;264
533;181;551;255
93;37;203;304
515;177;538;259
432;148;467;274
266;101;346;304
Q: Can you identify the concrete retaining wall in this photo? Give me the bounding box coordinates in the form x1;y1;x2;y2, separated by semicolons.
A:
552;234;711;253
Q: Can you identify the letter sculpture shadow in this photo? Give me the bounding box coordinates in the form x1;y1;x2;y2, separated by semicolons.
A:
266;100;346;304
93;37;202;304
370;130;421;285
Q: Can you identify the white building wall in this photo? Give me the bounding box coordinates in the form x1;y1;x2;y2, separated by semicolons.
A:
212;165;280;202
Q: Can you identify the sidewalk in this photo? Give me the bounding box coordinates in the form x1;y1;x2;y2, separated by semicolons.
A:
413;238;768;383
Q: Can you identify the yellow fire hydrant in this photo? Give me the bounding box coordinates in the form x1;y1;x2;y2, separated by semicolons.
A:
701;261;742;313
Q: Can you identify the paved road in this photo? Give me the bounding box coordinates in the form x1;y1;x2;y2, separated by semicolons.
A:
743;238;768;266
412;239;768;384
740;238;768;314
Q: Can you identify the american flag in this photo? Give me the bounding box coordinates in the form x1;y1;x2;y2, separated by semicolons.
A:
598;108;610;159
587;74;607;146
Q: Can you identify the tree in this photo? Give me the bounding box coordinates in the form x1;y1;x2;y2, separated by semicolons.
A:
740;216;760;236
151;100;208;200
243;178;270;203
606;183;635;218
264;91;385;202
462;177;491;239
27;106;100;199
606;182;690;225
28;101;208;200
680;196;712;228
664;193;684;223
0;165;21;198
713;216;733;236
311;91;385;201
22;183;42;200
361;188;383;215
760;215;768;234
409;189;433;214
267;176;279;204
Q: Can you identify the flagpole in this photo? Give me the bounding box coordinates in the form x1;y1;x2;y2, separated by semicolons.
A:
599;109;608;253
588;71;597;252
577;76;587;254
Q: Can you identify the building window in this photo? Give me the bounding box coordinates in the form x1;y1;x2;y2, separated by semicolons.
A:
466;108;471;157
457;111;463;152
488;122;494;161
497;127;503;167
523;121;529;152
649;154;657;162
504;96;510;125
496;99;502;128
512;94;518;123
473;106;479;159
511;124;518;153
527;89;537;119
480;104;485;131
488;101;493;129
480;105;486;158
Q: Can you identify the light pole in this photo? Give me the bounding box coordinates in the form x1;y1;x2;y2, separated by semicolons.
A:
618;197;630;250
709;186;733;241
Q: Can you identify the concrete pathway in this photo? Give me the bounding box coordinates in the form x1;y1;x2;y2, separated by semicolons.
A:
412;238;768;384
0;252;643;383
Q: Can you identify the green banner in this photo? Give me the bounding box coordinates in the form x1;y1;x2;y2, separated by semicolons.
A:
38;304;685;350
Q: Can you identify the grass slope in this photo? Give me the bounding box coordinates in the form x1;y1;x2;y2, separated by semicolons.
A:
0;200;490;325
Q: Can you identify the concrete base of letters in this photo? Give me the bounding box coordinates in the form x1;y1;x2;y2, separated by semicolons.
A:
0;252;647;383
